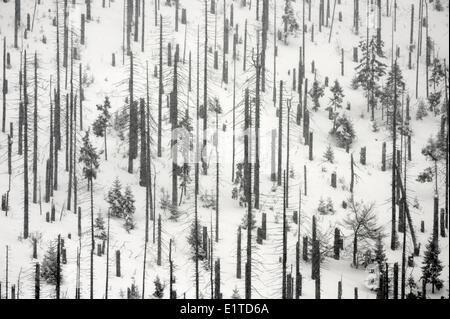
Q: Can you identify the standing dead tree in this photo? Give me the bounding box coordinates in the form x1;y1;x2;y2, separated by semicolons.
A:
343;197;382;268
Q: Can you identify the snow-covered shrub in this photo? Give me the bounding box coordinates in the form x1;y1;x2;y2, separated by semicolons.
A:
318;198;335;215
200;191;216;210
416;167;434;183
372;121;380;132
332;114;355;148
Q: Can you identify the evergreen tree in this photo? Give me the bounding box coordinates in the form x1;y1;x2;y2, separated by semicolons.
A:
429;58;445;93
434;0;443;11
107;178;124;218
127;281;140;299
93;97;112;160
332;114;356;148
406;275;418;299
326;198;336;215
309;80;325;111
231;287;241;299
422;237;444;293
317;198;335;215
329;80;345;111
41;241;61;284
92;97;112;138
381;63;405;125
323;144;335;163
122;186;136;232
94;213;107;240
428;92;442;114
282;0;299;41
374;234;386;267
79;130;100;182
417;167;434;183
79;129;100;299
354;35;387;118
232;163;246;204
153;276;165;298
317;198;327;214
416;99;428;120
187;221;207;261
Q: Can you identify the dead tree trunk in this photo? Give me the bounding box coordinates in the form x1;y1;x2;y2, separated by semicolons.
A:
33;53;38;204
128;54;136;173
244;88;252;299
171;45;179;208
278;81;283;186
282;171;287;299
2;37;6;133
23;51;29;239
14;0;21;49
139;98;147;186
203;0;209;175
391;59;398;250
157;15;163;157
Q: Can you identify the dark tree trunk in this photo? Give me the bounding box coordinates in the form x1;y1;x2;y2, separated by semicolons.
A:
33;53;38;204
23;51;29;239
139;98;147;186
282;171;287;298
2;37;6;133
171;45;179;208
277;81;283;186
157;15;163;157
203;0;209;175
90;177;94;299
391;59;398;251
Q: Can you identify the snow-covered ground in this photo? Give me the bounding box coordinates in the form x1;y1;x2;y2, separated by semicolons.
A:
0;0;448;299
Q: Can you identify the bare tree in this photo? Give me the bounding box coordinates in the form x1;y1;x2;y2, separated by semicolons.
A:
343;197;382;268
